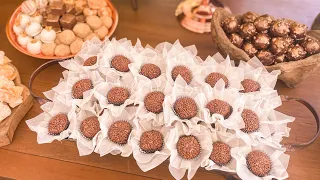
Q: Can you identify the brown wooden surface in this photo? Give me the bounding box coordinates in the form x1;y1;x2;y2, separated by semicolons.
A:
0;0;320;179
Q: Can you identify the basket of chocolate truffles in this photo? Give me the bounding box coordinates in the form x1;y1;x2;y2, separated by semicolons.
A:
25;37;319;180
211;8;320;88
6;0;118;59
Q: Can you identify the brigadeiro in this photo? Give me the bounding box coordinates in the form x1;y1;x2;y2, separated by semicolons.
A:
83;56;97;66
173;97;198;120
210;141;232;166
270;20;290;37
270;37;288;55
256;50;275;66
72;79;93;99
240;79;260;93
228;33;244;48
144;91;165;114
48;114;69;135
242;42;258;57
239;23;257;40
246;150;272;177
140;63;161;79
177;135;201;160
242;12;258;23
110;55;131;72
283;36;294;46
252;33;270;50
286;44;307;61
108;120;132;145
289;22;307;40
107;87;130;106
254;14;274;33
221;16;239;34
205;72;229;88
139;130;164;153
302;37;320;55
171;65;192;84
80;116;100;140
206;99;232;119
240;109;259;133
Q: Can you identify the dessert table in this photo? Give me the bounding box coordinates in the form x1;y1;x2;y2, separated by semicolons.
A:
0;0;320;179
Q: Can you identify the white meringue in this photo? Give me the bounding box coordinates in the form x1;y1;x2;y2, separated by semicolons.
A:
25;22;42;37
21;0;37;16
30;12;43;24
40;26;56;43
18;32;32;48
34;33;41;40
13;22;23;35
17;13;31;29
27;39;42;54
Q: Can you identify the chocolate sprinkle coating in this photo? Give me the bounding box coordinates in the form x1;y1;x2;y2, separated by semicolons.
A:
283;36;294;46
144;91;165;114
254;15;274;32
228;33;244;48
247;150;272;177
173;97;198;120
242;12;258;23
177;135;201;160
256;50;275;66
270;37;288;55
242;42;258;57
107;87;130;106
171;65;192;84
48;114;69;135
289;23;307;40
205;72;229;88
302;37;320;55
253;33;271;50
241;109;259;133
240;79;260;93
270;20;290;37
80;116;100;140
72;79;93;99
286;44;307;61
140;63;161;79
108;121;132;145
210;141;232;166
239;23;257;40
140;130;164;153
83;56;97;66
111;55;131;72
206;99;232;119
221;16;239;34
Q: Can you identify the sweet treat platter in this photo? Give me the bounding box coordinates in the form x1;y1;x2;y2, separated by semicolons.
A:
6;0;118;60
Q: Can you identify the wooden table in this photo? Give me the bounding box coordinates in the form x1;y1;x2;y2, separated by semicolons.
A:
0;0;320;179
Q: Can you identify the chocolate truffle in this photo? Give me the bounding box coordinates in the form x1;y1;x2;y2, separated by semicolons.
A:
240;79;260;93
206;99;232;119
254;15;274;32
228;33;244;48
80;116;100;140
239;23;257;40
72;79;93;99
242;42;258;57
289;22;307;40
173;97;198;119
256;50;275;66
107;87;130;106
110;55;131;72
210;141;232;166
108;120;132;145
140;63;161;79
253;33;270;50
275;54;286;64
144;91;165;114
241;109;259;133
83;56;97;66
221;16;239;34
139;130;164;153
48;114;69;135
286;44;307;61
205;72;229;88
242;12;258;23
246;150;272;177
283;36;294;46
270;37;288;55
270;20;290;37
171;65;192;84
302;37;320;55
177;135;201;160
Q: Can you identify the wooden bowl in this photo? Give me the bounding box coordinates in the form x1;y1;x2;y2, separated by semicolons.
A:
211;8;320;88
6;0;119;60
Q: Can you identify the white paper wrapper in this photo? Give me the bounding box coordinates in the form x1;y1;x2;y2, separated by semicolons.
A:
154;40;198;60
131;118;171;172
167;122;212;180
95;107;137;157
231;144;289;180
26;100;77;144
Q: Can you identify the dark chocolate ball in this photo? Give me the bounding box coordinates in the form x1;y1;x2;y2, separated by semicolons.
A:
253;14;274;32
289;22;307;40
139;130;164;153
177;135;201;160
283;36;294;46
286;44;307;61
270;20;290;37
83;56;97;66
72;79;93;99
239;23;257;40
256;50;275;65
302;37;320;55
111;55;131;72
241;109;259;133
242;12;258;23
205;72;229;88
108;120;132;145
80;116;100;140
228;33;244;48
270;37;288;55
48;114;69;136
240;79;260;93
210;141;232;166
171;65;192;84
206;99;232;119
252;33;270;50
242;42;258;57
221;16;239;34
246;150;272;177
173;97;198;120
107;87;130;106
140;63;161;79
275;54;286;64
144;91;165;114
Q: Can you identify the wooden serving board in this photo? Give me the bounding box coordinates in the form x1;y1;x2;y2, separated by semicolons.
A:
0;64;33;147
